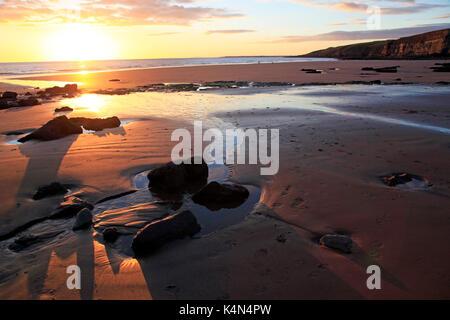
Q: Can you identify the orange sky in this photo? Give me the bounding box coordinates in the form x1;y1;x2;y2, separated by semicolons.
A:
0;0;448;62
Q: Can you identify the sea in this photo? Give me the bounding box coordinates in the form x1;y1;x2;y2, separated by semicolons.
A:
0;57;335;76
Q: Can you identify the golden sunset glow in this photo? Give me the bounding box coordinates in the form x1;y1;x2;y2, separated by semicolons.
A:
44;24;118;62
67;94;106;113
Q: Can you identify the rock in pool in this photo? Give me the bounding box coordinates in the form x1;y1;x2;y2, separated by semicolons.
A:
319;234;353;253
103;227;120;243
132;210;201;256
72;208;93;230
382;172;413;187
33;182;69;200
192;181;249;211
69;116;121;131
18;115;83;143
147;157;208;193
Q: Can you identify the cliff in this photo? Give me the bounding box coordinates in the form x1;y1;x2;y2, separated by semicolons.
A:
302;28;450;59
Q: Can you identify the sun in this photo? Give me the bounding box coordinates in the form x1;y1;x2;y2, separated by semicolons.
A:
45;23;117;62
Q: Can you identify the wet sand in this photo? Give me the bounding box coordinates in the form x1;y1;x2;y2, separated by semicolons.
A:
0;82;449;299
5;60;450;92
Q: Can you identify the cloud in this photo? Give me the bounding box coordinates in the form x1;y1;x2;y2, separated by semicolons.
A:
0;0;244;26
282;0;448;15
205;29;256;34
147;32;183;36
267;23;450;43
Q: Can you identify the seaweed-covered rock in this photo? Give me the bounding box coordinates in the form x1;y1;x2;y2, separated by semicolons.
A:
192;182;249;211
132;210;200;256
18;116;82;143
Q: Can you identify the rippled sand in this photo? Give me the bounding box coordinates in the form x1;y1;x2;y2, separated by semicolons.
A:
0;85;449;299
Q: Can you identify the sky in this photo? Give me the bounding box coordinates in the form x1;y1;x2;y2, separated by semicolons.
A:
0;0;449;62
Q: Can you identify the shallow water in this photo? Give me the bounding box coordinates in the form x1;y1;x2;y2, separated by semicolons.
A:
54;84;450;135
91;164;261;256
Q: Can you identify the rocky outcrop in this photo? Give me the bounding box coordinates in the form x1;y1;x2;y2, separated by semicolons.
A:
17;115;121;142
192;182;249;211
18;97;40;107
69;116;121;131
132;210;201;256
18;116;83;143
38;84;79;97
1;91;18;100
303;28;450;59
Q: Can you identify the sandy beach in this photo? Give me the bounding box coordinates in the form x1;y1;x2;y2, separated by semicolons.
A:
0;61;449;300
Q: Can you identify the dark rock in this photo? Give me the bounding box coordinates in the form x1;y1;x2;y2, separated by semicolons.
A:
166;83;199;91
8;231;64;252
374;66;398;73
132;210;200;255
32;182;69;200
319;234;353;253
69;116;121;131
109;79;120;82
54;106;74;113
430;63;450;72
0;98;8;109
276;234;287;243
382;172;413;186
147;157;208;194
2;91;17;100
18;97;40;107
72;208;93;230
192;181;249;211
44;84;78;96
49;196;94;219
18;115;83;143
103;227;120;242
301;68;322;74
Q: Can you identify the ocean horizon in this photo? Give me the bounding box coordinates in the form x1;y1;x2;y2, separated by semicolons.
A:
0;57;336;77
